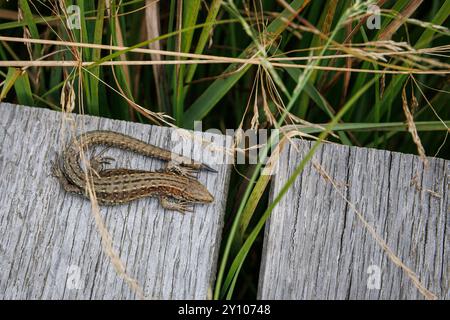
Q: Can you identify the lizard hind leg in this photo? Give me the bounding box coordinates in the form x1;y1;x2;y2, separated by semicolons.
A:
50;160;84;194
159;196;194;214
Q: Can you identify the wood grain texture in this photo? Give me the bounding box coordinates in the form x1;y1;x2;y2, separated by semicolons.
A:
258;140;449;300
0;102;232;299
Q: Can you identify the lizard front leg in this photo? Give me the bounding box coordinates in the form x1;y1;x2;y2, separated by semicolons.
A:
162;161;198;178
159;196;194;214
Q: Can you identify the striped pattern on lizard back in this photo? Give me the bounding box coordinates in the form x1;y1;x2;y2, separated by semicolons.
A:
52;130;215;212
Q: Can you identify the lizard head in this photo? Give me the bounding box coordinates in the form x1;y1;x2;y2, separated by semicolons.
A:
184;179;214;203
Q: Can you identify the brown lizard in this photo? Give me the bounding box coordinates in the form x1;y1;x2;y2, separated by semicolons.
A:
52;130;215;213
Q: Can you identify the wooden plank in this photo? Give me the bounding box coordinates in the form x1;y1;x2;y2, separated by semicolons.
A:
0;102;232;299
258;140;449;300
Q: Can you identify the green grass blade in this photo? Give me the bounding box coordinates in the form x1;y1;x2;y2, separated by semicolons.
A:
296;0;340;116
185;0;223;84
182;0;202;53
415;0;450;49
18;0;41;51
236;174;271;245
173;0;203;123
14;71;34;106
0;67;21;102
88;0;106;115
76;1;95;114
0;15;58;31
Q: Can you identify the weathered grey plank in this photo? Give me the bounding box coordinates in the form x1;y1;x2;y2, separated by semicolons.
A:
258;140;449;300
0;102;232;299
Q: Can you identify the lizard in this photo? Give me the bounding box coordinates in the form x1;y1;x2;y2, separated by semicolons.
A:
51;130;215;213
